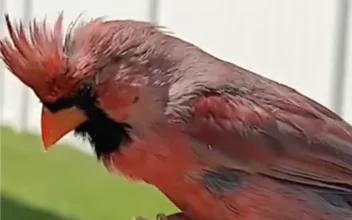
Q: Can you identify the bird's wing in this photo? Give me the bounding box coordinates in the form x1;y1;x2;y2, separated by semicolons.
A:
170;82;352;192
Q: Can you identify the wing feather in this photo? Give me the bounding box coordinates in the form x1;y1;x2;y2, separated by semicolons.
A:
169;85;352;192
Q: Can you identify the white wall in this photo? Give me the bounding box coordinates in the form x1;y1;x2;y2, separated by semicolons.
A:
0;0;351;152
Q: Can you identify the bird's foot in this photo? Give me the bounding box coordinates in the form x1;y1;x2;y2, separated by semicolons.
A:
132;213;190;220
132;213;167;220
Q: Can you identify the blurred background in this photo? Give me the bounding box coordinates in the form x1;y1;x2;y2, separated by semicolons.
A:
0;0;351;219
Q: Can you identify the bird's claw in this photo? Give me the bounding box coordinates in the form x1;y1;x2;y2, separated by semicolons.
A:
156;213;168;220
132;213;168;220
132;217;149;220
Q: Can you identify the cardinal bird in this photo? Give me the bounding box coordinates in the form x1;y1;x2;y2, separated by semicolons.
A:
1;14;352;220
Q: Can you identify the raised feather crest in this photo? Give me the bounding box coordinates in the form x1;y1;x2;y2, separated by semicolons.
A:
0;14;102;102
0;14;66;98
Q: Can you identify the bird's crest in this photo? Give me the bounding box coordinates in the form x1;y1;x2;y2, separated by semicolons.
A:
0;14;68;102
0;14;104;102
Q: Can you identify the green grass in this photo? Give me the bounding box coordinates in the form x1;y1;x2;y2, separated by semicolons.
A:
1;126;177;220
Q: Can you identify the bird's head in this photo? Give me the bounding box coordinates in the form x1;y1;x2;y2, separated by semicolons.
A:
0;14;175;158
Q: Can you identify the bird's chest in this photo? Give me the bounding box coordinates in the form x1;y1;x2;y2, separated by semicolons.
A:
101;131;230;220
103;130;196;182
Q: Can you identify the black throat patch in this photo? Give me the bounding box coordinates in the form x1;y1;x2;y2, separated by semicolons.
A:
74;100;132;159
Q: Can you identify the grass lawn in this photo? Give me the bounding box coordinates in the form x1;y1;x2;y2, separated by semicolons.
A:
1;126;177;220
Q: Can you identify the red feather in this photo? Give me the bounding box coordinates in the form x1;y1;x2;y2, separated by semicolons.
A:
0;14;67;102
187;91;352;190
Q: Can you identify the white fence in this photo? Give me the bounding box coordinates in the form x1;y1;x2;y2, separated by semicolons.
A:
0;0;351;152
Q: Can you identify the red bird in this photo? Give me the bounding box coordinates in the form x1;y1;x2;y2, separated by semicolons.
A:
1;14;352;220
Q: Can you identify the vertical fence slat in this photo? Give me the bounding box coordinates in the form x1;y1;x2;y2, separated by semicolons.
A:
18;0;33;131
0;0;6;124
148;0;159;24
330;0;350;115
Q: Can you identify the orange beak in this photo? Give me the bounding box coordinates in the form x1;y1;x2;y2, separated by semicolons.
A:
41;106;88;149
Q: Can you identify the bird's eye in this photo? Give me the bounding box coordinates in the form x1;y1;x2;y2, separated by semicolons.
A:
77;82;93;98
73;82;96;109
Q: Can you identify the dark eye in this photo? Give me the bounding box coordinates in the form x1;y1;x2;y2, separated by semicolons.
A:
77;82;93;98
73;82;97;109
